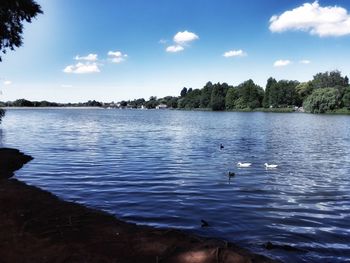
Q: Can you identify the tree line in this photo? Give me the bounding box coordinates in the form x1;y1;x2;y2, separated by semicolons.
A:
0;99;102;108
128;70;349;113
173;70;350;113
1;71;350;117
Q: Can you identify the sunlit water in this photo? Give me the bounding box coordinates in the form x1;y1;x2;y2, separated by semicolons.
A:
1;108;350;262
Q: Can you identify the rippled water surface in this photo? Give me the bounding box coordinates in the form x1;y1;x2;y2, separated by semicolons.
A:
1;109;350;262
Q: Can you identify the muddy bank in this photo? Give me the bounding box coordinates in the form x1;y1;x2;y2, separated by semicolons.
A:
0;148;278;263
0;148;33;179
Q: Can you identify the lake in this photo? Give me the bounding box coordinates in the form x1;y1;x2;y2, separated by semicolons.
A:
1;108;350;262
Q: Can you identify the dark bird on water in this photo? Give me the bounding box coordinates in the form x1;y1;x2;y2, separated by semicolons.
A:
201;219;209;227
228;172;235;177
220;144;224;149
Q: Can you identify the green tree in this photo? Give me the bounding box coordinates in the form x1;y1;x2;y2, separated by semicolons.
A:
178;89;201;109
266;80;300;107
0;0;42;122
200;81;213;108
12;99;34;107
236;79;264;109
295;81;314;102
210;83;225;111
225;87;238;110
145;96;158;109
278;80;300;106
342;87;350;109
166;97;178;108
0;0;43;61
311;71;348;89
180;87;187;97
262;77;277;108
303;88;342;113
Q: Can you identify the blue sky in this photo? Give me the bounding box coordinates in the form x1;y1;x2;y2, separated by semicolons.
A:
1;0;350;102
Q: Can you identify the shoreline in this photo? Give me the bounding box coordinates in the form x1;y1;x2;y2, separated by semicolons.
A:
0;148;278;263
3;106;350;115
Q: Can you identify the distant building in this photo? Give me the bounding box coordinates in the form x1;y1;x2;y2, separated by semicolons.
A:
156;104;167;109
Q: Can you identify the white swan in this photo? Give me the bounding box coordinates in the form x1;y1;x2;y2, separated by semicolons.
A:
264;163;278;169
237;162;252;168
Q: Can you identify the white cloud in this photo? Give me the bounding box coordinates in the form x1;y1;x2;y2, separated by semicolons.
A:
273;60;291;67
3;80;12;85
63;62;100;74
223;49;247;58
164;30;198;53
166;45;184;53
173;30;199;44
108;50;128;63
300;59;311;64
75;54;98;61
269;1;350;37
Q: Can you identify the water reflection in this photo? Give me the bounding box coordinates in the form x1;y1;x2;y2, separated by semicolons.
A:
0;128;3;147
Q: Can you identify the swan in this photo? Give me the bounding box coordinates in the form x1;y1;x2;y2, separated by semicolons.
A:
264;163;278;169
237;162;252;168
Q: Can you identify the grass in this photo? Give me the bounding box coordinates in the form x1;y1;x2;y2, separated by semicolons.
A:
226;107;295;113
325;108;350;115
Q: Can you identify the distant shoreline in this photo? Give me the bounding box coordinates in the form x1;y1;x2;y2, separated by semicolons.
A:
3;106;350;115
3;106;106;110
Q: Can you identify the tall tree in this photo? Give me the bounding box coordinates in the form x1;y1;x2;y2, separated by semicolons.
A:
295;82;314;102
342;87;350;109
210;83;225;111
236;79;264;109
263;77;277;108
225;87;239;110
200;81;213;108
0;0;43;61
180;87;188;97
311;70;348;89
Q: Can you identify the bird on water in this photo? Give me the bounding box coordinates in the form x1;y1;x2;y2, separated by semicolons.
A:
264;163;278;169
237;162;252;167
228;171;235;177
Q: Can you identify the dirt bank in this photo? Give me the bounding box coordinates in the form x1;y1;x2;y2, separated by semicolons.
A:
0;148;278;263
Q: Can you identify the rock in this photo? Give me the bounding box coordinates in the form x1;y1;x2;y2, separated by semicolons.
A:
0;148;33;179
263;241;306;252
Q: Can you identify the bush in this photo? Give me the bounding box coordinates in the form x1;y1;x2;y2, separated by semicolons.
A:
342;87;350;109
303;88;342;113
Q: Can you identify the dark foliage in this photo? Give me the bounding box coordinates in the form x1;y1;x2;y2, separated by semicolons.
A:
0;0;43;61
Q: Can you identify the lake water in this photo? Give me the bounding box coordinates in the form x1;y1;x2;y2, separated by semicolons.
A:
1;108;350;262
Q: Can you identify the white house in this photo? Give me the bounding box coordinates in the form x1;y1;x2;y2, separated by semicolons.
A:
156;104;167;109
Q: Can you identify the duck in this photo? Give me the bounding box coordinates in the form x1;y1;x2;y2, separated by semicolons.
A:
220;144;224;149
264;163;278;169
237;162;252;168
201;219;209;227
228;171;235;177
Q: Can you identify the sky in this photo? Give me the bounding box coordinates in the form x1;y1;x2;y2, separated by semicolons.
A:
1;0;350;103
